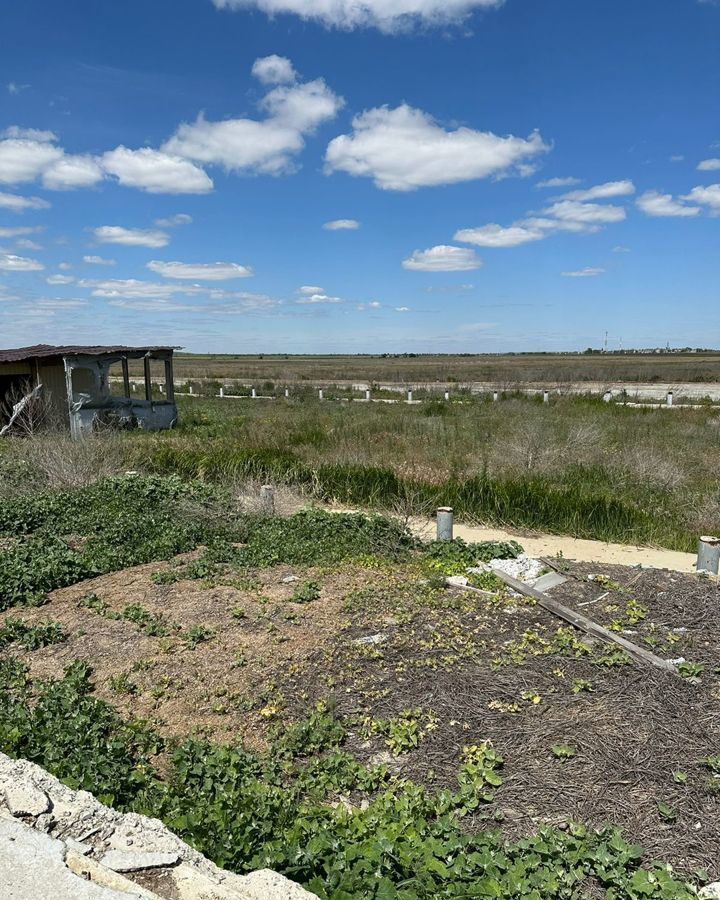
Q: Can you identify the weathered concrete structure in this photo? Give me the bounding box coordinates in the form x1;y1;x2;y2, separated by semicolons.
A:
0;345;177;438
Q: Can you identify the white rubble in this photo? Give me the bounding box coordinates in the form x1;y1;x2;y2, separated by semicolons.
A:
0;752;317;900
700;884;720;899
487;555;545;583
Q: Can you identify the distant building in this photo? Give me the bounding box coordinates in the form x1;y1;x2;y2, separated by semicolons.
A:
0;344;177;438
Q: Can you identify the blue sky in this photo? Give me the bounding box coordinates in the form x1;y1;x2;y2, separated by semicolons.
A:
0;0;718;353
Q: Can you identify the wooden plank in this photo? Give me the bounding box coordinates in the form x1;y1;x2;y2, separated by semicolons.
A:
490;567;678;675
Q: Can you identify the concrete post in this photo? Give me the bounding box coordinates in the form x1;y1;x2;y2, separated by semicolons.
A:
284;388;290;398
259;484;275;516
159;383;164;394
667;391;674;407
407;390;413;403
319;389;324;400
132;382;137;392
251;388;257;399
493;391;499;402
543;390;549;403
436;507;454;542
219;387;224;398
188;384;193;395
603;390;612;403
365;389;371;401
697;536;720;575
444;391;450;401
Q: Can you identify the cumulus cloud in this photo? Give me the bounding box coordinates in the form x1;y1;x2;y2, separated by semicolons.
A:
454;223;544;248
164;74;343;176
93;226;170;248
251;55;297;85
299;285;324;294
0;191;50;212
558;180;635;201
154;213;192;227
561;267;605;278
0;130;104;189
323;218;360;230
682;183;720;214
636;190;700;217
146;260;254;280
325;104;548;191
0;226;41;238
296;292;344;304
15;238;42;250
43;155;104;190
536;176;581;188
211;0;505;33
83;255;116;265
77;278;201;300
102;147;213;194
542;199;627;226
2;126;56;142
402;245;482;271
0;253;44;272
46;274;75;284
395;306;411;312
698;159;720;171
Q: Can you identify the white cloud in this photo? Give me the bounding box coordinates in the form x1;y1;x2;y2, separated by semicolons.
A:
15;238;42;250
154;213;192;227
0;253;44;272
395;306;411;312
211;0;505;33
78;278;200;300
542;199;627;226
0;191;50;212
164;74;343;176
670;155;685;162
102;147;213;194
682;183;720;214
46;274;75;284
147;260;254;280
299;285;324;294
42;155;104;189
536;176;581;188
251;55;297;85
558;180;635;201
402;245;482;271
323;218;360;230
698;159;720;171
0;226;41;238
636;190;700;217
2;126;56;142
83;255;116;266
612;245;631;253
58;262;72;270
0;136;63;184
7;83;29;96
93;226;170;248
325;104;548;191
454;223;544;248
296;292;344;304
561;267;605;278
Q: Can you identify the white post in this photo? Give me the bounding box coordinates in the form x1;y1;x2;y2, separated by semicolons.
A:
697;536;720;574
444;391;450;401
251;387;257;399
493;391;499;402
543;390;549;403
407;390;413;403
219;387;224;398
603;390;612;403
319;389;324;400
667;391;674;407
132;382;137;392
259;484;275;516
365;389;371;401
284;388;290;398
189;384;193;395
436;507;454;542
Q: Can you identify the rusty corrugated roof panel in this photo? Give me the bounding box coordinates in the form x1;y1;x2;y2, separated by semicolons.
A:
0;345;178;364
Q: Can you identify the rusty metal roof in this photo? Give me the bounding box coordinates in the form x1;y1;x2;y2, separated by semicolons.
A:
0;345;177;364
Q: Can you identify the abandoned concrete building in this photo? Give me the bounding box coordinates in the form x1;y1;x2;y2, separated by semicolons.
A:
0;345;177;438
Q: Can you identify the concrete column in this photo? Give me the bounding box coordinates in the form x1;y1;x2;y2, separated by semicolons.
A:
436;507;454;542
697;536;720;575
259;484;275;516
667;391;674;407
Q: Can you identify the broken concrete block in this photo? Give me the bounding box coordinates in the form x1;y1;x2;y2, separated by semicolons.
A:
99;850;181;873
4;782;51;818
445;575;468;587
239;868;318;898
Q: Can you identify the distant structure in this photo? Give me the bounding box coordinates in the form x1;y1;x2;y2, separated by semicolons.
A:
0;344;177;438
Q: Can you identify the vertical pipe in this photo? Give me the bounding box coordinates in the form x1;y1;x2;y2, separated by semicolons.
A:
189;384;193;395
259;484;275;516
667;391;674;407
493;391;499;402
436;507;454;542
697;536;720;575
251;387;257;399
407;390;413;403
285;387;290;398
365;389;371;401
603;390;612;403
444;391;450;401
219;387;224;398
319;389;324;400
543;390;549;404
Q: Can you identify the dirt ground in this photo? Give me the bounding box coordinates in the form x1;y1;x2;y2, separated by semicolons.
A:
4;552;720;878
